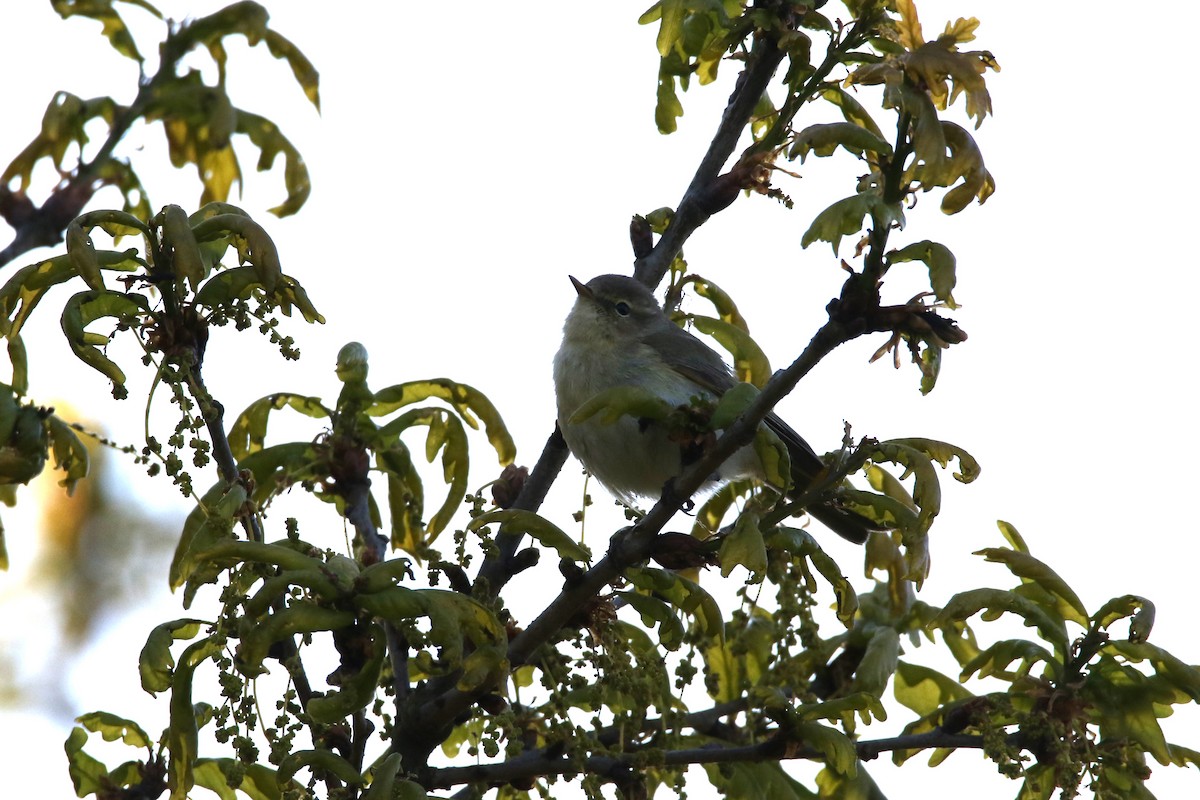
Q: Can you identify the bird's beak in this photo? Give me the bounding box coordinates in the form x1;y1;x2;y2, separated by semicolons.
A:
568;275;592;299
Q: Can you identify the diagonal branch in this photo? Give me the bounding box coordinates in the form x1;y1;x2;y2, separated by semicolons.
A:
633;36;785;289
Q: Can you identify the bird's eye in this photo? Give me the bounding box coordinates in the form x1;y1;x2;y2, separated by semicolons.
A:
614;301;631;317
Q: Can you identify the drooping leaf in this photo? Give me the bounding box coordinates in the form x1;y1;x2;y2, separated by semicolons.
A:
236;110;311;217
626;565;723;640
0;251;145;342
167;637;223;800
936;587;1070;657
719;511;768;577
307;623;387;724
888;240;958;307
139;618;205;694
50;0;161;61
60;290;151;397
370;379;514;465
227;392;330;460
45;414;90;494
236;601;356;677
617;591;687;651
789;122;893;163
690;315;771;387
801;193;904;254
975;547;1089;626
469;509;590;562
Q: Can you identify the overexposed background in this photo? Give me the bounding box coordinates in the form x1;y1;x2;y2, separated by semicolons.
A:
1;1;1196;797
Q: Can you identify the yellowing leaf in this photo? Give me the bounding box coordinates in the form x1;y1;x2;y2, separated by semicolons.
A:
895;0;925;51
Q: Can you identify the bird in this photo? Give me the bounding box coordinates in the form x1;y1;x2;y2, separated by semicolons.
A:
553;273;879;544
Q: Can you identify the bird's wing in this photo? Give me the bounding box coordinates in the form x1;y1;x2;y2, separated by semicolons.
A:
646;322;828;484
644;323;737;395
647;320;877;544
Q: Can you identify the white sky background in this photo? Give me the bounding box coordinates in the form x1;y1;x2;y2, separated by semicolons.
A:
1;1;1198;798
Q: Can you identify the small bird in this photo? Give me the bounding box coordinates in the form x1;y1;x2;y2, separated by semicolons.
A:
553;273;878;544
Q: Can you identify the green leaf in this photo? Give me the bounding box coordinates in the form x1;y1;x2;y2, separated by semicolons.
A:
233;441;315;507
936;122;995;213
887;240;957;307
167;637;222;800
626;566;723;640
1093;594;1155;643
360;753;406;800
690;315;771;387
60;290;150;397
997;519;1029;553
65;726;110;797
263;29;320;109
191;213;281;294
795;721;859;777
75;711;151;748
719;511;768;577
370;379;515;465
277;750;363;788
379;444;424;555
566;384;674;426
617;591;686;651
789;122;893;162
960;638;1056;681
228;393;331;460
45;414;90;494
768;527;858;624
1016;764;1057;800
975;547;1089;626
796;691;887;725
236;110;311;216
893;660;973;716
7;335;28;395
691;478;756;537
801;193;904;254
193;759;282;800
815;762;882;799
74;208;153;244
688;276;748;331
307;624;387;724
468;509;590;562
1108;640;1200;702
170;481;248;595
936;587;1070;657
655;65;685;134
376;408;468;543
0;251;144;342
156;205;206;290
139;618;205;694
705;761;817;800
356;588;508;692
236;601;356;677
820;86;885;139
854;627;900;697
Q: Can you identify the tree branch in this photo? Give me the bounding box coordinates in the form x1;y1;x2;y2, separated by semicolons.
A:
473;426;568;595
633;36;785;288
416;317;860;746
426;728;1014;791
